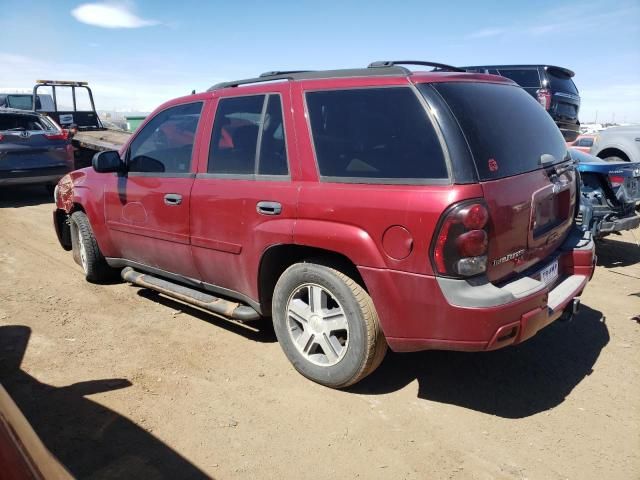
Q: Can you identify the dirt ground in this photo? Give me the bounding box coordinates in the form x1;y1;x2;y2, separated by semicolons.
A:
1;185;638;480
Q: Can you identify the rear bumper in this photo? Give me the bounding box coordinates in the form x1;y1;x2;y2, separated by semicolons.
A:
556;120;580;142
359;228;595;353
0;166;70;186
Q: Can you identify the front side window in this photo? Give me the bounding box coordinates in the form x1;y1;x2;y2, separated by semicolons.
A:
208;94;289;176
305;87;448;182
128;102;202;174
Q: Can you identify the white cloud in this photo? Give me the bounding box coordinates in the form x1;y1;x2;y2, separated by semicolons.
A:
71;1;159;29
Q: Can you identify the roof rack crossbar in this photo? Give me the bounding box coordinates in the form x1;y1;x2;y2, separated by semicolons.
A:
368;60;465;73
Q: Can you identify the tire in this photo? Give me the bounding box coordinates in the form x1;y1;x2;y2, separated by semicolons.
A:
69;211;115;283
603;156;626;163
272;262;387;388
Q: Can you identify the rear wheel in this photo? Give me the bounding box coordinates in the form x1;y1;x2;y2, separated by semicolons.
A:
272;262;387;388
603;156;626;163
69;211;115;283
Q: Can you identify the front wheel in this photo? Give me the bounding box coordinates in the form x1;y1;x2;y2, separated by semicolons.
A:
272;262;387;388
69;211;116;283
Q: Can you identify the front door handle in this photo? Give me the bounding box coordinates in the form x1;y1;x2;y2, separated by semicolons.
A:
164;193;183;206
256;201;282;215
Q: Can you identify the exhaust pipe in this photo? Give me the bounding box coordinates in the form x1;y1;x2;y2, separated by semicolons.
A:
559;297;581;322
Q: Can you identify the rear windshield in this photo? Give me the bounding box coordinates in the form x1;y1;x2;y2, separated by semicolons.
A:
5;95;34;110
0;113;57;132
547;69;578;95
425;82;568;180
496;69;540;88
305;87;448;182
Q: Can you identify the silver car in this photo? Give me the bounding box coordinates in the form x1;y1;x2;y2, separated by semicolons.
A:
0;109;74;189
590;125;640;163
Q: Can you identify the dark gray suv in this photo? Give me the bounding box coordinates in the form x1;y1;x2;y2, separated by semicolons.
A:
463;64;581;142
0;109;74;189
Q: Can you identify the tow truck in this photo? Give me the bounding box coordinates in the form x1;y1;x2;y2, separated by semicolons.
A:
31;80;131;168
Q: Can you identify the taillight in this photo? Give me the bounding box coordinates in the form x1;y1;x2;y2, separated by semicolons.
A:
536;88;552;110
432;201;490;277
0;134;4;142
609;174;624;188
44;130;69;141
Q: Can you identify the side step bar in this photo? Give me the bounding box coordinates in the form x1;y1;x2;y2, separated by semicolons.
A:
121;267;260;322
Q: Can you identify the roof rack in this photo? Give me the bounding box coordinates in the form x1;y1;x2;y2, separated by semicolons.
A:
259;70;313;77
368;60;465;73
207;66;411;91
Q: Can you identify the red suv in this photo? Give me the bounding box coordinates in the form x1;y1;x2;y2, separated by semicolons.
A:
53;61;595;388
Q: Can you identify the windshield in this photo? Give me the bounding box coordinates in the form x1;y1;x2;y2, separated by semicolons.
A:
423;82;569;181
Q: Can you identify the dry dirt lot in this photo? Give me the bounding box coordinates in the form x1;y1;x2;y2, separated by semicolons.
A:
1;186;639;480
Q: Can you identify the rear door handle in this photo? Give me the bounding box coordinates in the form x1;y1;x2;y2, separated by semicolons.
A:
164;193;183;206
256;201;282;215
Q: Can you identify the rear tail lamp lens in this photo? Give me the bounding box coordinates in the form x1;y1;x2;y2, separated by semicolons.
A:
432;201;490;277
609;175;624;188
44;130;69;141
536;89;552;111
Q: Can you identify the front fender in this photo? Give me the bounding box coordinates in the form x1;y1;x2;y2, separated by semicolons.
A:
53;169;117;257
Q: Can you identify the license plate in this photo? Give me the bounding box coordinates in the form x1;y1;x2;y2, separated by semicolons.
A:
540;259;559;286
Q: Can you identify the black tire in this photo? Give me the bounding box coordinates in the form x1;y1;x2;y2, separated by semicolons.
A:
272;262;387;388
69;211;115;283
603;156;626;163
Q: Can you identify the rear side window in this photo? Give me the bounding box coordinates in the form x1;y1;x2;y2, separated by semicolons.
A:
497;69;540;88
305;87;447;182
547;69;578;95
208;94;288;176
427;82;568;180
575;137;593;147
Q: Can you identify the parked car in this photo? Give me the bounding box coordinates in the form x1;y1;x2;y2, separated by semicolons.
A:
52;61;595;388
590;125;640;163
0;92;55;111
463;64;581;141
569;134;595;153
0;109;74;189
0;384;72;479
572;148;640;237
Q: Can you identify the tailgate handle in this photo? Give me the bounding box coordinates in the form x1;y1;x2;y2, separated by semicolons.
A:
164;193;182;206
257;201;282;215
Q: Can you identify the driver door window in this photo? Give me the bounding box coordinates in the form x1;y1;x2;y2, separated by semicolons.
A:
128;102;203;174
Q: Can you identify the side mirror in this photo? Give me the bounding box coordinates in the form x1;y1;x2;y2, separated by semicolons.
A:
92;150;124;173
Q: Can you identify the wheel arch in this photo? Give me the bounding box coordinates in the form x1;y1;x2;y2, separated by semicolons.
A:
258;244;367;317
596;147;630;162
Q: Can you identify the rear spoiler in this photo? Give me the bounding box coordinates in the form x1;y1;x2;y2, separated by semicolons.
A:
545;66;575;78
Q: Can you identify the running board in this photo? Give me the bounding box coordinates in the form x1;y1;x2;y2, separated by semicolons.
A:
121;267;260;322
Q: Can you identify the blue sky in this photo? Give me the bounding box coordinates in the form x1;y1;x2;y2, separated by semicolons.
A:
1;0;638;122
